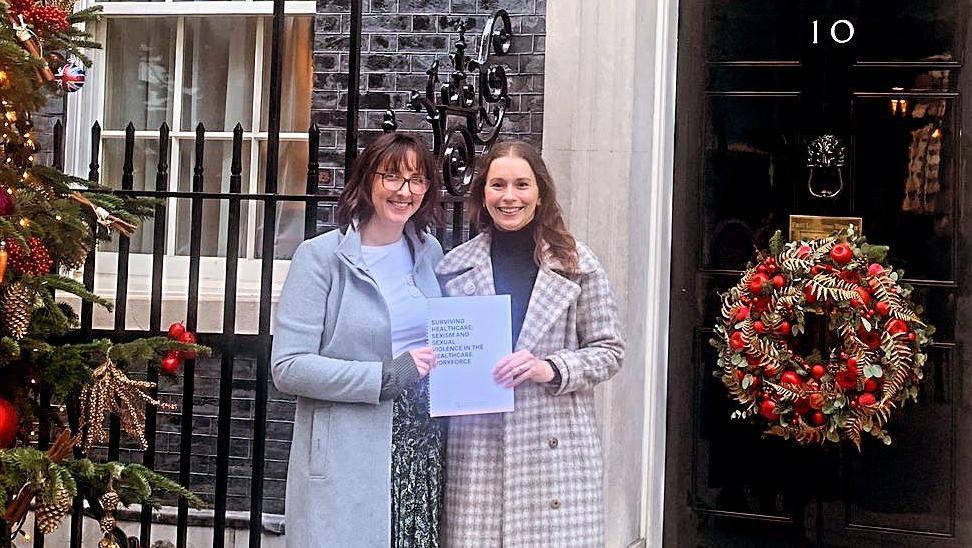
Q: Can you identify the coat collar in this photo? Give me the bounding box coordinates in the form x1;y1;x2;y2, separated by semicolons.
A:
336;221;434;273
437;230;592;351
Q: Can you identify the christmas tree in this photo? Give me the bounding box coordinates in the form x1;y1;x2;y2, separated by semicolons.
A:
0;1;207;546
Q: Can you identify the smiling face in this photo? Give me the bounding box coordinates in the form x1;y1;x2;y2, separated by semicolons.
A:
483;155;540;232
368;149;424;232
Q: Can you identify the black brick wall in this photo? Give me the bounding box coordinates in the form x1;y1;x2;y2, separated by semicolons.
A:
312;0;547;224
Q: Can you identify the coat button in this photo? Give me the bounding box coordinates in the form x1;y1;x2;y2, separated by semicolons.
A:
550;499;561;509
462;281;476;295
548;437;559;449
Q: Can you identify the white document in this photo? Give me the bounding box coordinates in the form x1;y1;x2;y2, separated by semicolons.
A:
427;295;514;417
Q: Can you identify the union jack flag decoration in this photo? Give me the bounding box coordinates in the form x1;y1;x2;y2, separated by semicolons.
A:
55;63;85;93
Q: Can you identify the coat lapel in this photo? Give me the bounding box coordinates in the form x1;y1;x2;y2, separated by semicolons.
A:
437;233;495;297
516;266;580;351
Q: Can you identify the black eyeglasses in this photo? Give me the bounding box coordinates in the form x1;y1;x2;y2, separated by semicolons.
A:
375;172;430;194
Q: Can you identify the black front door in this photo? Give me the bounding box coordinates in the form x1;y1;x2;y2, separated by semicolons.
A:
665;1;971;546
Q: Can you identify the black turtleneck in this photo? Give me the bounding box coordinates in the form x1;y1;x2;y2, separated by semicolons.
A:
491;221;540;346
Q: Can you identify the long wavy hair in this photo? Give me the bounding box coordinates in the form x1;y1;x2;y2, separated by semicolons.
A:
336;132;442;237
470;140;578;274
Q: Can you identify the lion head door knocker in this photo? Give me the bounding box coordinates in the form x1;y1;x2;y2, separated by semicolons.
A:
806;135;847;198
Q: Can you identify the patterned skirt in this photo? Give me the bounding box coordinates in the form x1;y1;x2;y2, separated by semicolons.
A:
391;379;445;548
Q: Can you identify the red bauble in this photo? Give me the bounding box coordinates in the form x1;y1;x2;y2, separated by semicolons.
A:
854;287;872;308
772;275;786;289
847;357;859;373
830;243;853;265
863;378;880;393
836;370;858;390
810;411;827;426
809;393;825;409
775;321;791;336
763;363;780;377
781;371;803;386
810;364;827;379
167;322;187;340
753;320;766;333
6;237;54;276
759;399;779;421
874;301;890;316
734;306;750;322
794;397;811;415
867;263;885;276
178;330;198;359
748;273;769;294
25;5;70;33
0;190;14;217
0;397;18;448
729;331;745;350
858;393;877;406
886;319;909;335
160;352;182;375
797;244;812;258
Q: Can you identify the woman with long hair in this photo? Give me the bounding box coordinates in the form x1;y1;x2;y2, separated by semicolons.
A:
436;140;625;547
271;132;445;547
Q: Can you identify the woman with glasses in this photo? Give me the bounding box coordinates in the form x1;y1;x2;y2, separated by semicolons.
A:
437;140;624;547
271;133;445;548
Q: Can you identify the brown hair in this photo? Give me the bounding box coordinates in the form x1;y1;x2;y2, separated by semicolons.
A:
336;132;442;236
469;140;579;274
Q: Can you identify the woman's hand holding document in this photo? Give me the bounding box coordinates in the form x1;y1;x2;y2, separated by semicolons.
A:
427;295;513;416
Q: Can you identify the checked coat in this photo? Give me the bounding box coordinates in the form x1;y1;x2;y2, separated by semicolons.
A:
436;231;624;548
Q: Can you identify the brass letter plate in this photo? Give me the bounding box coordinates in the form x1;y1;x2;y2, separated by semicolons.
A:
789;215;862;241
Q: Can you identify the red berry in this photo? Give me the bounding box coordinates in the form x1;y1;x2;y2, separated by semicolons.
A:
858;393;877;406
781;371;803;386
868;263;885;276
887;319;909;335
167;322;186;340
160;352;182;375
810;364;826;379
178;330;198;359
907;332;916;342
830;243;853;265
759;399;779;421
874;301;890;316
810;411;826;426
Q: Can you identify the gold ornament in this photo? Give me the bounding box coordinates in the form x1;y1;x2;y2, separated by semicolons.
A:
2;280;34;339
34;484;72;534
79;357;176;452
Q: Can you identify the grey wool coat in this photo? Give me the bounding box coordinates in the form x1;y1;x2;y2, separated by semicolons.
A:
269;222;443;548
436;231;625;548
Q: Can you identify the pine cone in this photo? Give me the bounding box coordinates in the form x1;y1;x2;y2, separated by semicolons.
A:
98;535;119;548
58;241;90;271
99;514;116;535
34;484;73;534
2;281;34;339
99;490;120;511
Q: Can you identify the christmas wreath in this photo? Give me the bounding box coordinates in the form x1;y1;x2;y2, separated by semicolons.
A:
711;227;934;449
